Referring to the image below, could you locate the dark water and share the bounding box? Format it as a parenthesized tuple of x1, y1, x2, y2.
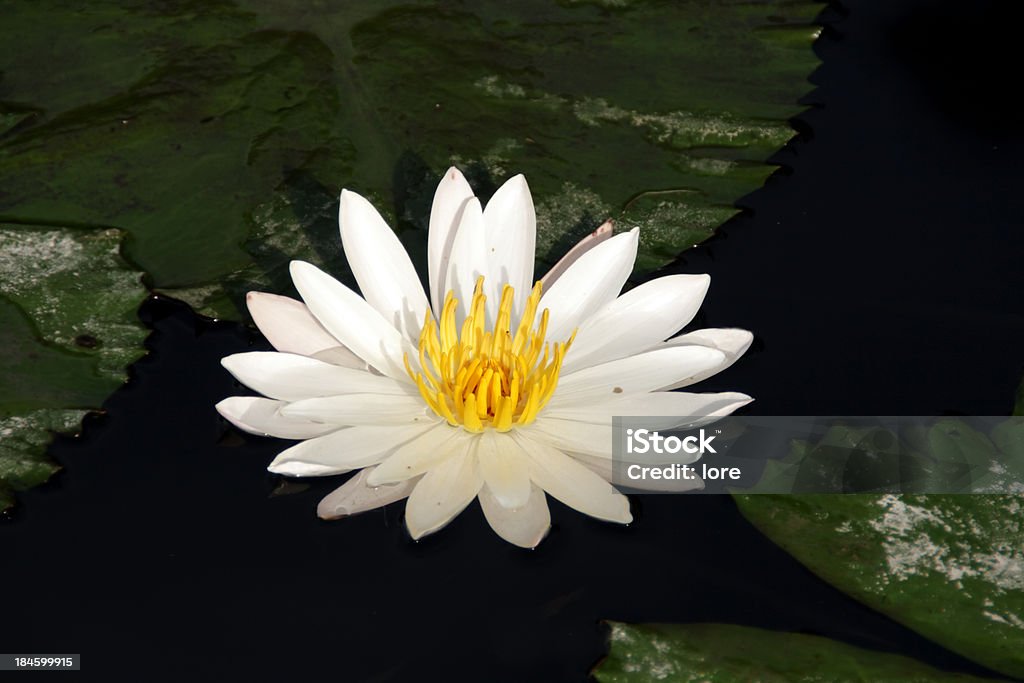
(4, 1, 1024, 681)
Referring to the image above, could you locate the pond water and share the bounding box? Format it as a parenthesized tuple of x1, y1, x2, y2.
(3, 1, 1024, 681)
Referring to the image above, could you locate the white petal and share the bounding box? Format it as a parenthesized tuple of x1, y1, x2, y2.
(553, 346, 725, 403)
(523, 418, 613, 459)
(563, 274, 711, 372)
(477, 431, 531, 509)
(317, 467, 417, 520)
(221, 352, 413, 402)
(540, 220, 613, 291)
(539, 228, 638, 342)
(428, 167, 476, 313)
(513, 433, 631, 523)
(215, 396, 340, 439)
(246, 292, 345, 357)
(543, 391, 753, 426)
(289, 261, 417, 380)
(281, 393, 436, 426)
(443, 198, 488, 326)
(268, 423, 434, 477)
(310, 346, 367, 370)
(404, 447, 483, 539)
(656, 328, 754, 389)
(482, 174, 536, 319)
(479, 483, 550, 548)
(339, 189, 430, 342)
(366, 423, 468, 485)
(571, 452, 705, 493)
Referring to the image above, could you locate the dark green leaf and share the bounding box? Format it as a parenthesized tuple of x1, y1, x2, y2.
(0, 226, 146, 510)
(734, 493, 1024, 678)
(595, 622, 1000, 683)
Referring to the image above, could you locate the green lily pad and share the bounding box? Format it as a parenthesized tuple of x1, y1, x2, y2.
(1, 0, 821, 313)
(594, 622, 1000, 683)
(0, 0, 819, 507)
(0, 226, 146, 511)
(735, 414, 1024, 677)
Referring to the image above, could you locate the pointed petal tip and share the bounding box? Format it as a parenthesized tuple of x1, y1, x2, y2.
(317, 502, 349, 520)
(268, 458, 340, 477)
(406, 520, 429, 541)
(443, 165, 466, 181)
(510, 525, 550, 549)
(213, 398, 233, 418)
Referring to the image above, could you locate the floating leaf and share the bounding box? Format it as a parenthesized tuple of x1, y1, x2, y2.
(0, 227, 146, 511)
(594, 622, 997, 683)
(735, 490, 1024, 677)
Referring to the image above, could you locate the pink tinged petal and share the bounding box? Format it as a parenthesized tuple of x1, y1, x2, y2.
(522, 418, 613, 459)
(571, 452, 705, 493)
(215, 396, 340, 440)
(513, 433, 632, 524)
(477, 431, 532, 509)
(317, 467, 417, 520)
(542, 392, 754, 426)
(479, 483, 550, 548)
(289, 261, 417, 380)
(221, 352, 414, 402)
(366, 423, 469, 486)
(280, 393, 436, 426)
(540, 220, 613, 291)
(563, 274, 711, 373)
(656, 328, 754, 389)
(443, 198, 488, 325)
(428, 167, 476, 313)
(404, 447, 483, 540)
(268, 423, 435, 477)
(552, 346, 726, 403)
(482, 174, 536, 319)
(539, 228, 639, 342)
(339, 189, 431, 342)
(246, 292, 343, 357)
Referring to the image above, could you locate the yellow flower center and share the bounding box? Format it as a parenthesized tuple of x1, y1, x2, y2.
(406, 277, 574, 433)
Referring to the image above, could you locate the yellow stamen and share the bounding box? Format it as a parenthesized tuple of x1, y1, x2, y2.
(406, 278, 573, 433)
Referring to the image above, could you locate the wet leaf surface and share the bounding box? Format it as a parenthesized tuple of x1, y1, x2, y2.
(594, 622, 1002, 683)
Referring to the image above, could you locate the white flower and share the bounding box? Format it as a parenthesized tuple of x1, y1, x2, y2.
(216, 168, 752, 547)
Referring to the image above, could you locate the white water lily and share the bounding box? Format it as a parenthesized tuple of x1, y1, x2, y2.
(216, 168, 752, 547)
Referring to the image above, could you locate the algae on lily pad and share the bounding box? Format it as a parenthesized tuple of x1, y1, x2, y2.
(0, 0, 820, 508)
(0, 226, 147, 510)
(594, 622, 998, 683)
